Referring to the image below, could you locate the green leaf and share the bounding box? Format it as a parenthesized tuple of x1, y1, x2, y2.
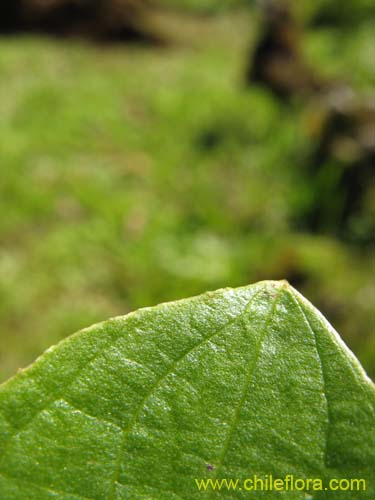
(0, 281, 374, 499)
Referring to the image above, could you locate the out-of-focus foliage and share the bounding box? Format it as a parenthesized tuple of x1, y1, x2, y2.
(0, 2, 374, 382)
(159, 0, 250, 15)
(303, 0, 375, 28)
(0, 0, 164, 43)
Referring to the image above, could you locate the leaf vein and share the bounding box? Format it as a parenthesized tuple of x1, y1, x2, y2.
(58, 399, 124, 433)
(107, 288, 266, 499)
(0, 471, 95, 500)
(290, 290, 330, 466)
(207, 289, 283, 497)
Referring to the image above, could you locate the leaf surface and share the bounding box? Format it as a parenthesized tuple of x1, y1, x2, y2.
(0, 281, 374, 499)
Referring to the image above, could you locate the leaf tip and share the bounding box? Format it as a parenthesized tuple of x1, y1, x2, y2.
(263, 279, 292, 290)
(279, 279, 291, 288)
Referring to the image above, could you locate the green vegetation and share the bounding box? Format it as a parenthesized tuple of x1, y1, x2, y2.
(1, 281, 374, 499)
(0, 5, 374, 382)
(159, 0, 248, 15)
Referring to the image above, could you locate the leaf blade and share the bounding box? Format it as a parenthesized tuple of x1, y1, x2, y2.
(0, 281, 374, 499)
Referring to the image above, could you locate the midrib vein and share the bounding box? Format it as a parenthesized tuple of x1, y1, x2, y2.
(207, 289, 283, 498)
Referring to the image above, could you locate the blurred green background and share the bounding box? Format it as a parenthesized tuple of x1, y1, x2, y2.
(0, 0, 374, 382)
